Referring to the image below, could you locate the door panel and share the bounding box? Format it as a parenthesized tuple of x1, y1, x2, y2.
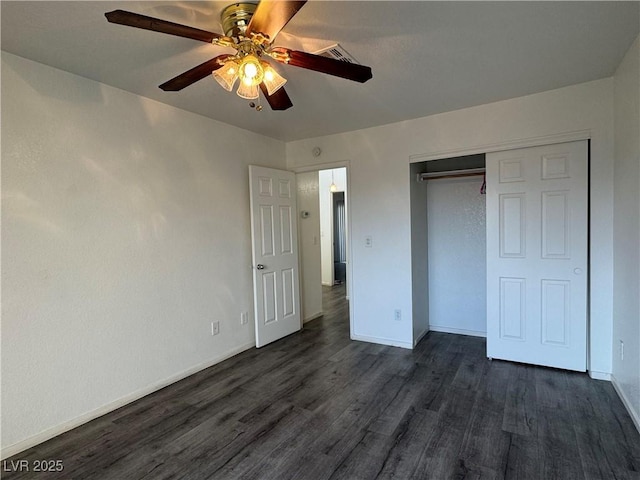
(262, 271, 277, 324)
(500, 277, 526, 341)
(260, 205, 275, 256)
(249, 166, 301, 347)
(487, 141, 587, 371)
(500, 193, 526, 257)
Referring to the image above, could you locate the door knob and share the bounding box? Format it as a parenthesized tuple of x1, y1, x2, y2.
(574, 268, 583, 275)
(256, 264, 265, 270)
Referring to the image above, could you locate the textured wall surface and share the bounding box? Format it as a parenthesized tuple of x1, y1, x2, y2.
(296, 172, 322, 321)
(287, 77, 615, 359)
(427, 177, 487, 335)
(410, 164, 429, 344)
(1, 52, 286, 455)
(613, 35, 640, 428)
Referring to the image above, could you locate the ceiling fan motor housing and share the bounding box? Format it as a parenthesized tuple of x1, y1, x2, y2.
(221, 2, 258, 38)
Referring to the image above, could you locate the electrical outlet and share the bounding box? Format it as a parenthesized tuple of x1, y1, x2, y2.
(211, 321, 220, 336)
(394, 309, 401, 322)
(620, 340, 624, 360)
(241, 312, 249, 325)
(365, 236, 373, 248)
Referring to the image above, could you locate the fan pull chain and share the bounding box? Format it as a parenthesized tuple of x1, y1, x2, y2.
(245, 86, 263, 111)
(249, 94, 263, 111)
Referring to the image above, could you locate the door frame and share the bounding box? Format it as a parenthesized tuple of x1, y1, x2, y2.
(291, 160, 354, 339)
(408, 129, 595, 372)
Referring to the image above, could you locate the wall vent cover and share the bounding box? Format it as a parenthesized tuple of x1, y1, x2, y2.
(314, 44, 360, 64)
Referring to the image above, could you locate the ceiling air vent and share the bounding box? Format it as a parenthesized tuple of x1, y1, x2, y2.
(314, 44, 360, 64)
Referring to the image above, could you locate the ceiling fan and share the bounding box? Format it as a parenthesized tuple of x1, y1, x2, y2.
(105, 1, 373, 111)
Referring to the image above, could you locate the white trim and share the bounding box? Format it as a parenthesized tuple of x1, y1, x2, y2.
(413, 327, 429, 347)
(0, 341, 255, 460)
(290, 160, 350, 174)
(428, 325, 487, 338)
(611, 375, 640, 434)
(588, 370, 611, 381)
(303, 311, 323, 323)
(351, 333, 413, 350)
(409, 129, 592, 163)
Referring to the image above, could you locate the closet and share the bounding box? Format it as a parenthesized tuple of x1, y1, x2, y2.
(414, 154, 488, 337)
(411, 141, 589, 371)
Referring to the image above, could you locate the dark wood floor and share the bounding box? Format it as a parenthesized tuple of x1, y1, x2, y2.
(5, 284, 640, 479)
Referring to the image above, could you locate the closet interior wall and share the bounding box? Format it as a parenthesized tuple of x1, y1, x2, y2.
(412, 154, 487, 339)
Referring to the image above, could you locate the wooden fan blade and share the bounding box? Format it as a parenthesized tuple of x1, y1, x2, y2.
(105, 10, 221, 43)
(278, 49, 372, 83)
(259, 84, 293, 111)
(159, 55, 231, 91)
(245, 0, 307, 42)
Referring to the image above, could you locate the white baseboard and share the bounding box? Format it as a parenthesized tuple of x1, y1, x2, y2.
(303, 311, 323, 323)
(351, 333, 412, 350)
(1, 341, 255, 460)
(428, 325, 487, 338)
(588, 370, 611, 381)
(413, 328, 429, 347)
(611, 374, 640, 434)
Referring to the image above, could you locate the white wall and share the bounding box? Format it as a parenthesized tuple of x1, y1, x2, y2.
(1, 53, 286, 456)
(318, 168, 347, 286)
(612, 35, 640, 430)
(296, 171, 323, 321)
(426, 177, 486, 337)
(287, 78, 615, 361)
(410, 164, 429, 345)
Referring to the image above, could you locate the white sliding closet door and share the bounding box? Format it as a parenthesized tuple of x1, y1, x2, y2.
(486, 141, 588, 371)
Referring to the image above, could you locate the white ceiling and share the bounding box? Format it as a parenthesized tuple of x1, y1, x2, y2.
(2, 1, 638, 141)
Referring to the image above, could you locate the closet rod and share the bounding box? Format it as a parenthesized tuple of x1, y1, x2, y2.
(417, 167, 485, 182)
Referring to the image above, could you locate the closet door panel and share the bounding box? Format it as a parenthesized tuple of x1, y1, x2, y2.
(486, 140, 587, 371)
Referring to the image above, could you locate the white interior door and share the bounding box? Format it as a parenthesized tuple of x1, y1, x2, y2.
(486, 141, 588, 371)
(249, 165, 301, 348)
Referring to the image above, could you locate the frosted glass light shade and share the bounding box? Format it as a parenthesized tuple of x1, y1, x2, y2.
(236, 81, 259, 99)
(330, 182, 338, 192)
(262, 64, 287, 95)
(213, 61, 238, 91)
(238, 55, 264, 87)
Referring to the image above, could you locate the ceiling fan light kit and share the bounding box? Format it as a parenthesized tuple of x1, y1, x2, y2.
(105, 0, 372, 111)
(237, 80, 260, 100)
(212, 61, 238, 91)
(261, 63, 287, 96)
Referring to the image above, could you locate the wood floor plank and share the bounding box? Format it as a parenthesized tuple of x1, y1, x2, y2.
(411, 385, 479, 478)
(535, 368, 586, 479)
(457, 360, 512, 474)
(373, 408, 440, 480)
(451, 353, 490, 390)
(503, 432, 540, 480)
(4, 284, 640, 480)
(276, 375, 408, 480)
(502, 363, 538, 436)
(566, 372, 640, 479)
(327, 431, 397, 480)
